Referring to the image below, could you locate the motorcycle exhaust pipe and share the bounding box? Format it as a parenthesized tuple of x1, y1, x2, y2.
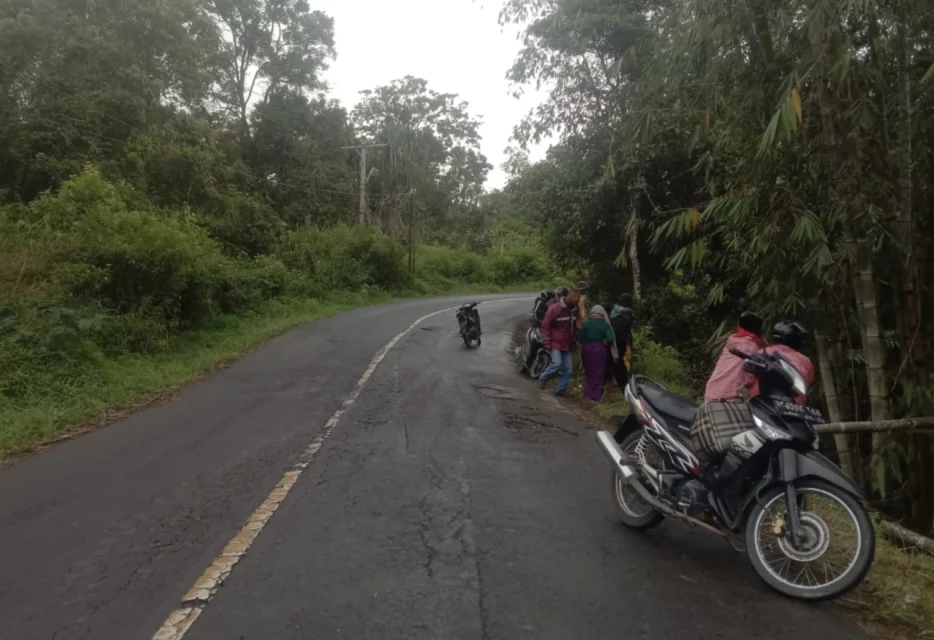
(597, 430, 635, 479)
(596, 431, 727, 537)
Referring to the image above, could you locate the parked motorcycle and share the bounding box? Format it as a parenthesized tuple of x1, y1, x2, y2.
(516, 289, 558, 377)
(516, 326, 550, 378)
(597, 348, 875, 601)
(456, 302, 482, 348)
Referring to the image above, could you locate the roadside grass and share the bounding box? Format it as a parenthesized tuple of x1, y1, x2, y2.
(853, 532, 934, 637)
(0, 283, 540, 462)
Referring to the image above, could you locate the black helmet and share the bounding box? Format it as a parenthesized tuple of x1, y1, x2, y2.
(555, 285, 570, 298)
(618, 293, 634, 308)
(738, 311, 763, 336)
(772, 321, 806, 350)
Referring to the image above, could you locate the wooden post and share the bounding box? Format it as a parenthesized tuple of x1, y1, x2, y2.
(341, 144, 388, 226)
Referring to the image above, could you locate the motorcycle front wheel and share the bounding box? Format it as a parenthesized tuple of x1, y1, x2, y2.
(745, 478, 875, 601)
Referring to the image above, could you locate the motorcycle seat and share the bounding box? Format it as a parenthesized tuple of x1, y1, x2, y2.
(640, 386, 697, 425)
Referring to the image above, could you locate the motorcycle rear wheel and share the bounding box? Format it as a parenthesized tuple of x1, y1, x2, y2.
(745, 478, 875, 601)
(611, 430, 664, 530)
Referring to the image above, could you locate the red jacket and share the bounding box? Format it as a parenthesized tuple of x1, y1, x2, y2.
(541, 299, 577, 351)
(704, 329, 765, 402)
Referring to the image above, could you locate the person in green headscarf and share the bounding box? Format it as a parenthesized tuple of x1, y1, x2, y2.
(579, 305, 619, 401)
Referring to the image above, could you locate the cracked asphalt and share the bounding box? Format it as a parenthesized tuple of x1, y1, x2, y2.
(0, 296, 868, 639)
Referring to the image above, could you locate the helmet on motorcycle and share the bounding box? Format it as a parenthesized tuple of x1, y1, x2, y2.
(555, 285, 570, 298)
(772, 321, 806, 351)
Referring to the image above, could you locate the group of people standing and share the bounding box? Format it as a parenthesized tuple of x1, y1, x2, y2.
(537, 283, 636, 401)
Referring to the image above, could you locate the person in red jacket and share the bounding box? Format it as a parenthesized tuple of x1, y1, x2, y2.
(704, 311, 766, 402)
(538, 289, 581, 396)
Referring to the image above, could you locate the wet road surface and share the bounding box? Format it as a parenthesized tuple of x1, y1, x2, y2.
(0, 296, 867, 639)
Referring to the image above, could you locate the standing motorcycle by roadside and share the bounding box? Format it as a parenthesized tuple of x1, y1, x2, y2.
(597, 348, 875, 601)
(516, 287, 566, 377)
(456, 302, 482, 348)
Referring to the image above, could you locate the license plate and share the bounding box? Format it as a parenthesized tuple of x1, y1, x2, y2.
(774, 400, 824, 423)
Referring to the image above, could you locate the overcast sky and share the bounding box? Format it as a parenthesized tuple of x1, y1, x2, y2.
(314, 0, 551, 189)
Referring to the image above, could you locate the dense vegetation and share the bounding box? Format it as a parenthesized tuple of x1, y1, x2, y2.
(500, 0, 934, 535)
(0, 0, 554, 456)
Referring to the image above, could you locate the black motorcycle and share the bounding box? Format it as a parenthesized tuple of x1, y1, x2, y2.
(456, 302, 481, 348)
(516, 289, 556, 377)
(597, 348, 875, 601)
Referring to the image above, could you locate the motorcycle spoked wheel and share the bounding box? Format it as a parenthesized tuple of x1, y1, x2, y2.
(745, 478, 875, 601)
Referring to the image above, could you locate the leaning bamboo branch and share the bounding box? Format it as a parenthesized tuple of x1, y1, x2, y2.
(816, 417, 934, 434)
(879, 520, 934, 556)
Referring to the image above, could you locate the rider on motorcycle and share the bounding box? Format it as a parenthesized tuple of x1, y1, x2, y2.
(703, 311, 765, 403)
(693, 311, 765, 461)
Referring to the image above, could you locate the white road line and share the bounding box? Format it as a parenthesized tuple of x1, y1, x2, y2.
(152, 297, 529, 640)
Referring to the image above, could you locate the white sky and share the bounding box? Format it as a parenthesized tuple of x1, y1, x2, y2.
(314, 0, 552, 189)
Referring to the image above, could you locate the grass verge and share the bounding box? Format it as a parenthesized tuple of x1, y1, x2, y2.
(0, 284, 538, 462)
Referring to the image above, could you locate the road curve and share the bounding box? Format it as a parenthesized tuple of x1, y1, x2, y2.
(0, 296, 867, 639)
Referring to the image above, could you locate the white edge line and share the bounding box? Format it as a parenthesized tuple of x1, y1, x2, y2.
(151, 297, 531, 640)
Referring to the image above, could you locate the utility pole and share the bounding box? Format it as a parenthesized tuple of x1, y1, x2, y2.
(341, 143, 387, 225)
(407, 188, 417, 275)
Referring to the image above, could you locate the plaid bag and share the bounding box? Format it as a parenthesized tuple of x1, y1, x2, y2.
(691, 401, 753, 461)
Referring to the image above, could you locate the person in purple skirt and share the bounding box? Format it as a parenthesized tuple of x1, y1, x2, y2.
(578, 305, 619, 401)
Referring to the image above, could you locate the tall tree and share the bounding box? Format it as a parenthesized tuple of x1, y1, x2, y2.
(351, 76, 491, 235)
(206, 0, 335, 136)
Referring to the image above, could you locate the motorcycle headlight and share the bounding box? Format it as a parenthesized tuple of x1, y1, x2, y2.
(753, 414, 792, 441)
(779, 359, 808, 396)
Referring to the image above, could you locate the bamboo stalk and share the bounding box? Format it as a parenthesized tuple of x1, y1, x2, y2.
(816, 417, 934, 435)
(879, 520, 934, 556)
(815, 330, 854, 475)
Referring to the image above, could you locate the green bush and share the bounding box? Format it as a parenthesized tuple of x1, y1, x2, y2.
(485, 246, 551, 286)
(277, 225, 407, 291)
(416, 245, 486, 282)
(631, 325, 696, 399)
(66, 205, 231, 329)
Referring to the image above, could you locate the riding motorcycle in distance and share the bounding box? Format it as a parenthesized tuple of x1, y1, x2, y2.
(597, 348, 875, 601)
(456, 302, 482, 348)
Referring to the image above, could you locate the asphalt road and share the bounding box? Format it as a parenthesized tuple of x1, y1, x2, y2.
(0, 296, 868, 640)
